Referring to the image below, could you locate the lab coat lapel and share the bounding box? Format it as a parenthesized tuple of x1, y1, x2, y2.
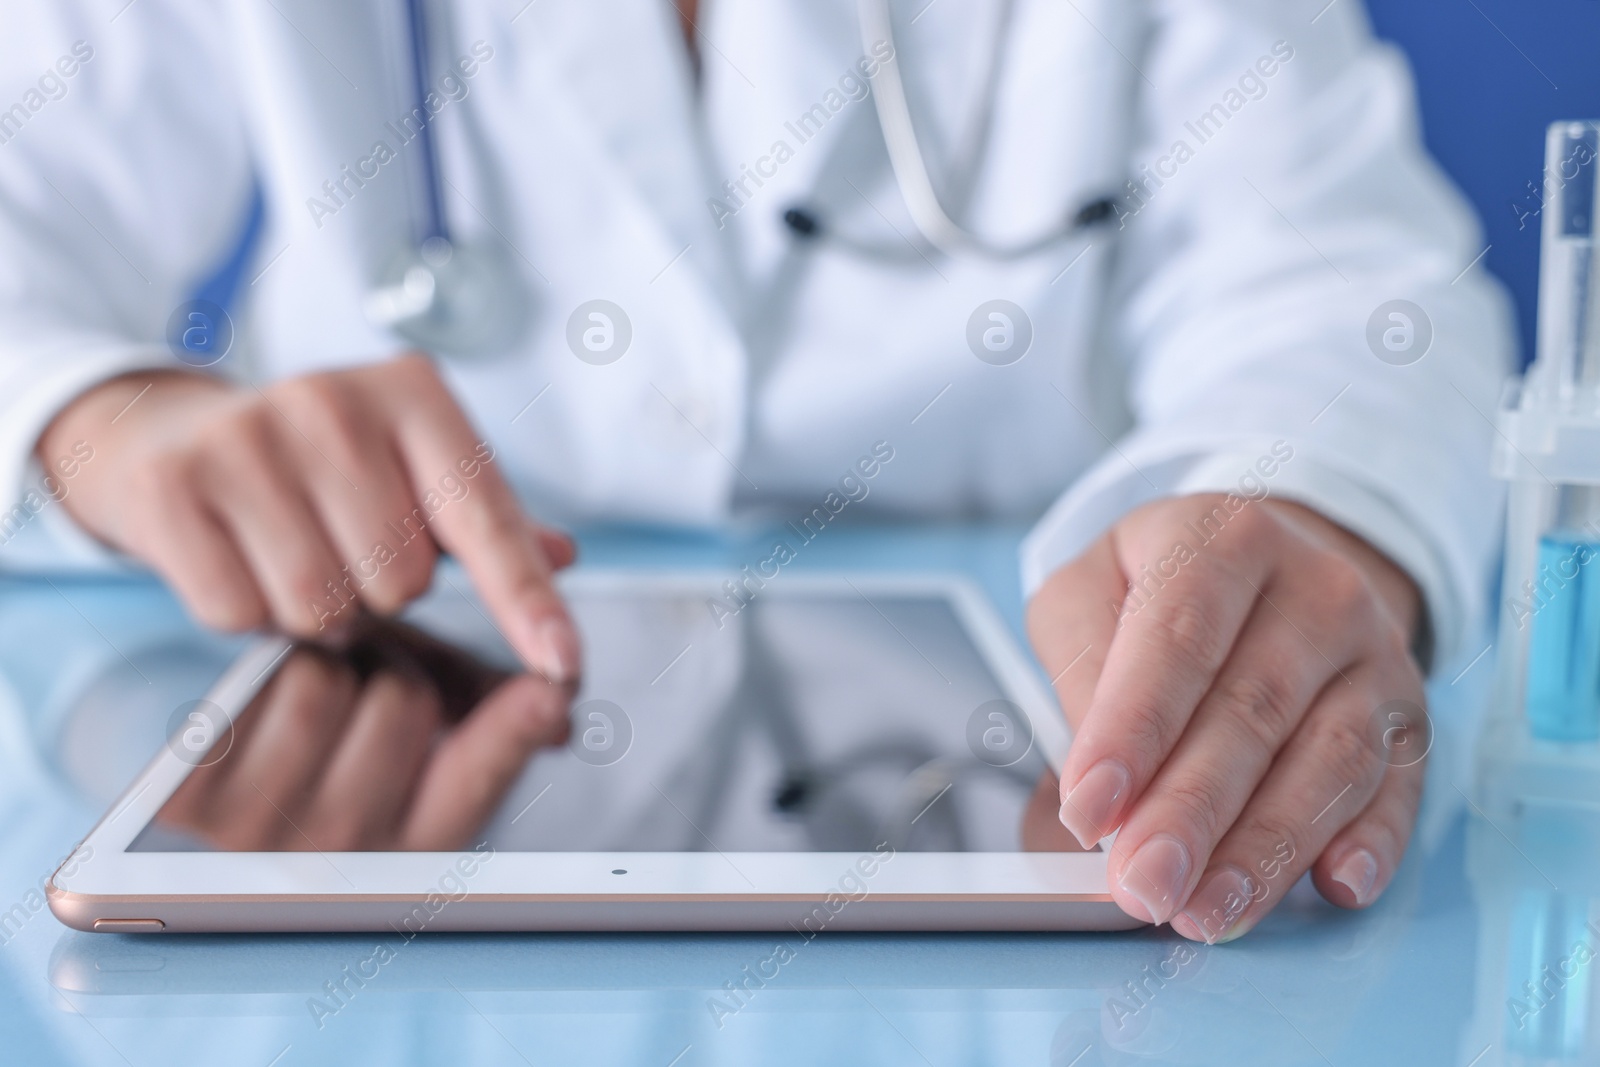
(518, 0, 736, 301)
(700, 0, 871, 209)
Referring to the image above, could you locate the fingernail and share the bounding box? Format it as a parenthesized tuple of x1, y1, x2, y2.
(531, 617, 581, 683)
(1330, 848, 1379, 906)
(1174, 865, 1259, 944)
(1058, 760, 1130, 848)
(1116, 834, 1191, 924)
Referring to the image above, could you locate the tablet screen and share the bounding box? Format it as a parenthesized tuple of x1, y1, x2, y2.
(127, 584, 1068, 855)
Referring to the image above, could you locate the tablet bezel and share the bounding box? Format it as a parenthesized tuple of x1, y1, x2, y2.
(48, 569, 1137, 932)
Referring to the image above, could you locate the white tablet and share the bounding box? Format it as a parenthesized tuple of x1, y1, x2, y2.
(48, 570, 1138, 933)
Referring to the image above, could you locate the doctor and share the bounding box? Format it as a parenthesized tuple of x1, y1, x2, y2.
(3, 0, 1511, 941)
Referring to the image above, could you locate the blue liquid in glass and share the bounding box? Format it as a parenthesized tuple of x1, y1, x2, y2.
(1504, 889, 1595, 1058)
(1526, 532, 1600, 742)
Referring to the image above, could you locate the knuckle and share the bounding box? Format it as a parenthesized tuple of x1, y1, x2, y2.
(1156, 774, 1223, 845)
(132, 449, 198, 506)
(457, 495, 505, 537)
(1225, 500, 1278, 549)
(1108, 696, 1183, 766)
(199, 413, 276, 484)
(224, 402, 277, 450)
(1212, 671, 1300, 752)
(1145, 596, 1226, 675)
(1308, 709, 1381, 788)
(279, 376, 360, 442)
(1316, 554, 1375, 617)
(123, 457, 200, 546)
(1241, 813, 1305, 867)
(461, 499, 535, 569)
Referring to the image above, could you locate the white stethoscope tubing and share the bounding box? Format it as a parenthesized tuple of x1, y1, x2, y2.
(854, 0, 1100, 260)
(369, 0, 1112, 356)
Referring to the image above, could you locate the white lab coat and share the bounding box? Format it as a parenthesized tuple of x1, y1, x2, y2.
(0, 0, 1513, 665)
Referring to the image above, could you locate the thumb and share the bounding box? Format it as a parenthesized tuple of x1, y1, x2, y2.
(1025, 532, 1127, 737)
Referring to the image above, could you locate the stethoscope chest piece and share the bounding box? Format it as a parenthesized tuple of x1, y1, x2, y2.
(363, 0, 528, 361)
(364, 235, 528, 360)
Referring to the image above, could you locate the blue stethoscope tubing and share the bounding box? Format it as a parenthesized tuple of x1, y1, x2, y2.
(362, 0, 525, 359)
(402, 0, 447, 246)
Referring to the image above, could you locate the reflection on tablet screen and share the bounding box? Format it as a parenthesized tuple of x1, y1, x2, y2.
(129, 589, 1081, 855)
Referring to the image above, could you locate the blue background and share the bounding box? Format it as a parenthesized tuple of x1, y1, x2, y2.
(1367, 0, 1600, 366)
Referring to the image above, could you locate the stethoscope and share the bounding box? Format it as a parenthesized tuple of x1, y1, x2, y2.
(651, 599, 1044, 854)
(366, 0, 1118, 359)
(361, 0, 524, 359)
(783, 0, 1118, 260)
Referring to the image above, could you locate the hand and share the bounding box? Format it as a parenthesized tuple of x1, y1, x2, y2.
(35, 356, 580, 681)
(159, 641, 572, 851)
(1018, 771, 1094, 854)
(1026, 493, 1426, 942)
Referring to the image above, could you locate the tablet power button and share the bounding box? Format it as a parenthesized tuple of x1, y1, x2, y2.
(92, 918, 165, 932)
